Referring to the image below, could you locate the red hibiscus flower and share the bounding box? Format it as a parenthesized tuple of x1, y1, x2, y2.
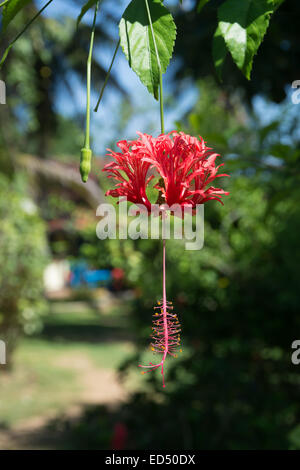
(103, 131, 229, 211)
(103, 131, 229, 388)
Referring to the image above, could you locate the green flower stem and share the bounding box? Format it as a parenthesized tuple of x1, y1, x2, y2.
(0, 0, 10, 8)
(145, 0, 167, 380)
(84, 1, 99, 149)
(158, 68, 164, 134)
(144, 0, 164, 134)
(94, 38, 120, 113)
(80, 1, 99, 183)
(0, 0, 54, 69)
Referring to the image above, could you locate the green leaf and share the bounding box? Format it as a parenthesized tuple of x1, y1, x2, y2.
(212, 25, 227, 81)
(197, 0, 211, 13)
(1, 0, 32, 34)
(77, 0, 99, 27)
(217, 0, 275, 80)
(119, 0, 176, 100)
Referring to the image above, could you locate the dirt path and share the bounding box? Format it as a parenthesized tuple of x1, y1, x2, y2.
(57, 352, 128, 404)
(0, 352, 128, 450)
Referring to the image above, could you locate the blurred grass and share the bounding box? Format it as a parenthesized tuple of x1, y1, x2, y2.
(0, 339, 79, 426)
(0, 300, 191, 429)
(0, 302, 136, 427)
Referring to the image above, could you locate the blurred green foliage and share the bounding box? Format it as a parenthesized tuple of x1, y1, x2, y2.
(0, 174, 49, 360)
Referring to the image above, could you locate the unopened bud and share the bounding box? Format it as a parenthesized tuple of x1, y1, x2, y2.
(80, 147, 92, 183)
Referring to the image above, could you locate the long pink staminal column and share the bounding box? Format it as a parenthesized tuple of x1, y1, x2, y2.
(161, 238, 168, 387)
(139, 238, 181, 387)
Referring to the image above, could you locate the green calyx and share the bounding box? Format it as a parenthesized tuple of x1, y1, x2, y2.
(80, 148, 92, 183)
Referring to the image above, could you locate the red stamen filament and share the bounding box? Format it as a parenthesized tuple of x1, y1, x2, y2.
(139, 239, 182, 387)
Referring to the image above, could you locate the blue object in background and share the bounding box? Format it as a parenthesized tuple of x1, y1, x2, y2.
(69, 262, 88, 288)
(70, 261, 111, 288)
(83, 269, 112, 288)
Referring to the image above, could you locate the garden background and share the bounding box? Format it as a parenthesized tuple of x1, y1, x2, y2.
(0, 0, 300, 450)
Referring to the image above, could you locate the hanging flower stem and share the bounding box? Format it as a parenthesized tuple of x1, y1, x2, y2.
(139, 0, 179, 388)
(80, 1, 99, 183)
(94, 39, 120, 113)
(144, 0, 164, 134)
(0, 1, 10, 8)
(161, 238, 168, 385)
(0, 0, 54, 68)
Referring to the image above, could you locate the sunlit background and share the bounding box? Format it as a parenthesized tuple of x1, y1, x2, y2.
(0, 0, 300, 450)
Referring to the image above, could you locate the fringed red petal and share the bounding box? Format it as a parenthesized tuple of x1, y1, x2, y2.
(103, 131, 229, 211)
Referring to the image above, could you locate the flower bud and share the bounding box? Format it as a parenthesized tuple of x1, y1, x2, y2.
(80, 147, 92, 183)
